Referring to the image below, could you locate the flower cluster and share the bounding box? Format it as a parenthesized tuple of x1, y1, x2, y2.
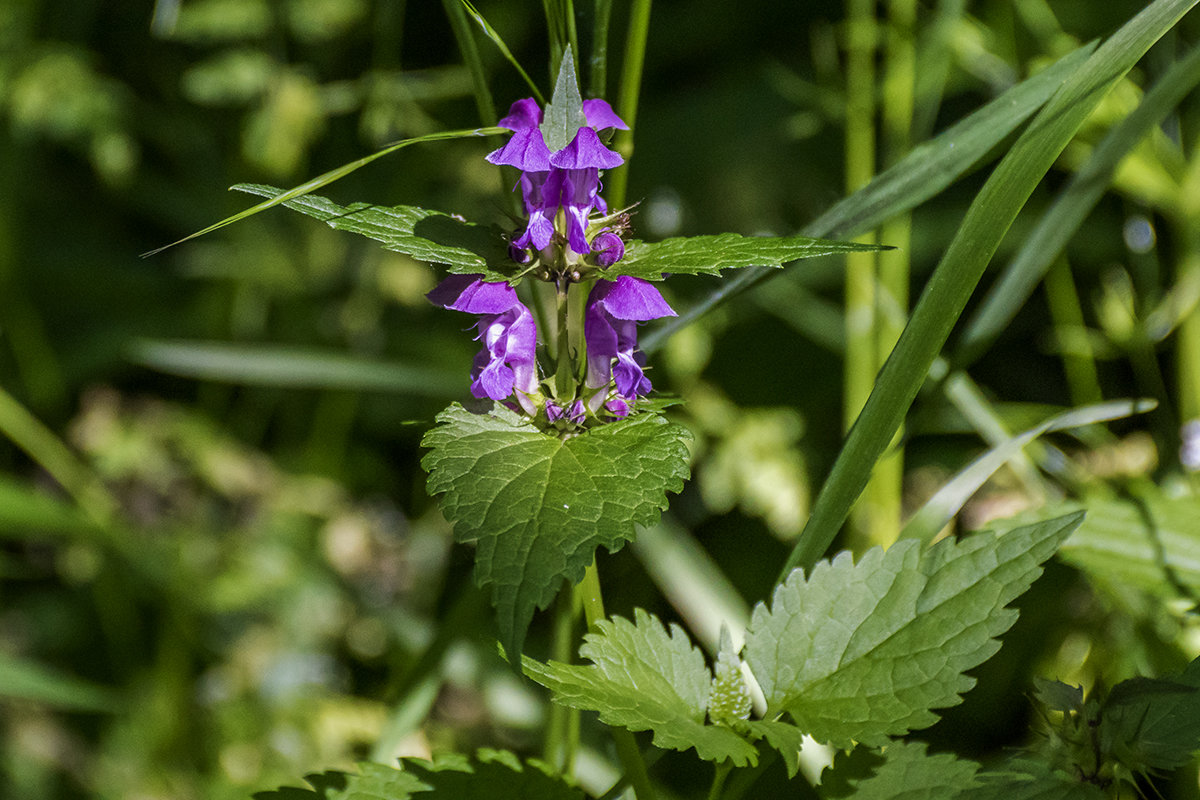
(486, 96, 627, 258)
(427, 90, 674, 428)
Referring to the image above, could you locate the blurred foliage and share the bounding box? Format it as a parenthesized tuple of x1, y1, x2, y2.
(1, 0, 1200, 798)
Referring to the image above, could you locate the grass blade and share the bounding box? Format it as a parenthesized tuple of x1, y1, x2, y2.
(901, 398, 1156, 543)
(955, 39, 1200, 367)
(130, 340, 463, 397)
(142, 127, 504, 257)
(644, 41, 1096, 354)
(779, 0, 1200, 581)
(460, 0, 545, 103)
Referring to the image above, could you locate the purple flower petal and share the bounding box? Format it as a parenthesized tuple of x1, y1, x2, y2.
(497, 98, 542, 130)
(592, 276, 676, 321)
(486, 126, 552, 171)
(582, 98, 629, 131)
(550, 126, 623, 170)
(427, 275, 519, 314)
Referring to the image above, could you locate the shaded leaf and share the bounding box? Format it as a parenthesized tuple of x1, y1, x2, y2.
(824, 741, 979, 800)
(1100, 656, 1200, 773)
(253, 751, 583, 800)
(746, 513, 1081, 747)
(963, 759, 1106, 800)
(422, 404, 690, 659)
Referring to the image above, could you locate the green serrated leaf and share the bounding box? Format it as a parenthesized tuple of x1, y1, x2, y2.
(234, 184, 515, 279)
(745, 513, 1082, 747)
(1099, 656, 1200, 773)
(962, 759, 1106, 800)
(404, 749, 585, 800)
(253, 750, 582, 800)
(523, 609, 758, 765)
(737, 719, 806, 778)
(1033, 677, 1084, 714)
(422, 404, 691, 659)
(540, 44, 585, 152)
(825, 741, 980, 800)
(1055, 492, 1200, 600)
(607, 233, 887, 281)
(252, 762, 428, 800)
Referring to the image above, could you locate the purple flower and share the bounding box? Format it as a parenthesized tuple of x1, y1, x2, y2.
(584, 276, 675, 413)
(427, 274, 539, 414)
(487, 97, 627, 256)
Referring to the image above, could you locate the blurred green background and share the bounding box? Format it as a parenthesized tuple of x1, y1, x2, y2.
(2, 1, 1198, 798)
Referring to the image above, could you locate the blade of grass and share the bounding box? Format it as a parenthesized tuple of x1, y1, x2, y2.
(778, 0, 1200, 581)
(643, 41, 1097, 355)
(954, 38, 1200, 367)
(902, 398, 1156, 543)
(130, 340, 463, 396)
(460, 0, 544, 103)
(142, 127, 504, 257)
(443, 0, 497, 126)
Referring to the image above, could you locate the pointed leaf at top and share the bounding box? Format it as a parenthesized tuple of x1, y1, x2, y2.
(523, 609, 759, 766)
(540, 45, 586, 151)
(606, 233, 888, 281)
(745, 513, 1081, 747)
(422, 404, 691, 659)
(234, 185, 516, 281)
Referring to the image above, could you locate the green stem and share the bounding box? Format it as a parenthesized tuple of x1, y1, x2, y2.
(1044, 257, 1104, 407)
(543, 590, 575, 769)
(606, 0, 652, 209)
(555, 278, 574, 398)
(707, 761, 733, 800)
(843, 0, 878, 546)
(590, 0, 613, 97)
(579, 562, 658, 800)
(864, 0, 917, 547)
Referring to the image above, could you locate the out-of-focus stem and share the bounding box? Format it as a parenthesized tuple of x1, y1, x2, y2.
(590, 0, 614, 97)
(865, 0, 917, 547)
(844, 0, 879, 546)
(1045, 257, 1104, 407)
(606, 0, 652, 209)
(579, 562, 658, 800)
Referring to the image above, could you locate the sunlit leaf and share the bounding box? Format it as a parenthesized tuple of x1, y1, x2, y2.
(747, 513, 1080, 747)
